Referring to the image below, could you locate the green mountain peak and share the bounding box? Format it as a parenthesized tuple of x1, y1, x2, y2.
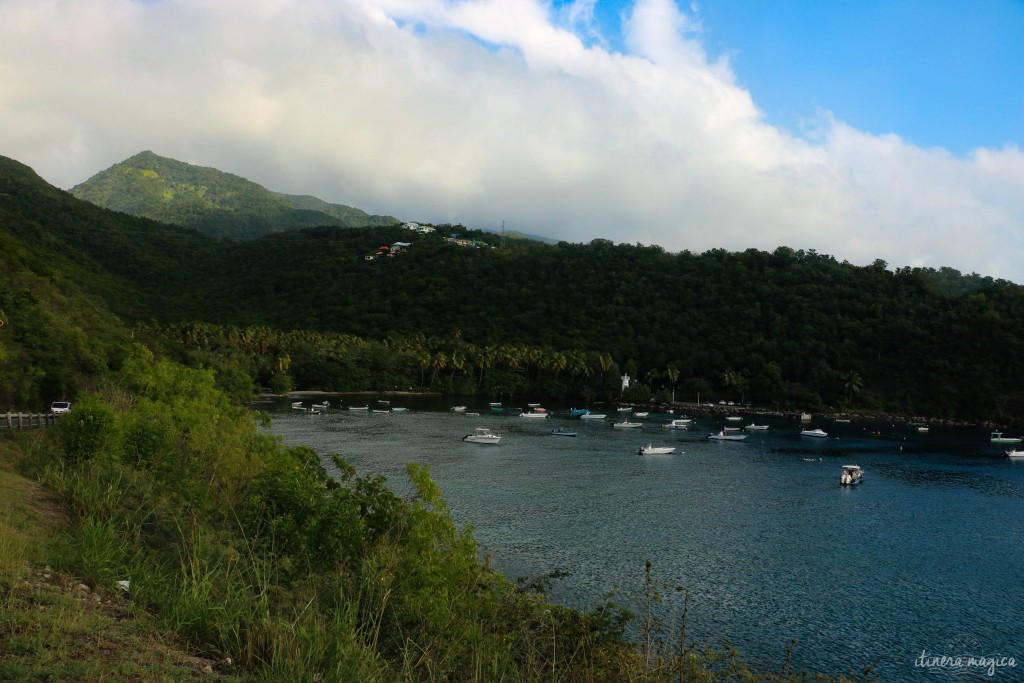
(70, 151, 398, 239)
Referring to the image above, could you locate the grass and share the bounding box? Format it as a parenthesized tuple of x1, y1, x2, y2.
(0, 437, 243, 682)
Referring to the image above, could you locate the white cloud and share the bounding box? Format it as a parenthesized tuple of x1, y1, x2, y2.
(1, 0, 1022, 281)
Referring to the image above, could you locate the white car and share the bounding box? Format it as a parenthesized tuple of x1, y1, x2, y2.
(50, 401, 72, 413)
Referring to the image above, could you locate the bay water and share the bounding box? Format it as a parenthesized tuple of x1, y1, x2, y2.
(266, 398, 1024, 681)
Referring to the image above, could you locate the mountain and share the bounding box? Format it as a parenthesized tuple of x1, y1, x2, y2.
(70, 151, 399, 239)
(6, 152, 1024, 420)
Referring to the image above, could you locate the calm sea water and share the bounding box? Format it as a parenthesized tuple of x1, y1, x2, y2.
(265, 398, 1024, 682)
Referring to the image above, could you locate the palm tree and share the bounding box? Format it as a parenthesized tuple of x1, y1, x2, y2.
(429, 352, 448, 388)
(844, 371, 863, 405)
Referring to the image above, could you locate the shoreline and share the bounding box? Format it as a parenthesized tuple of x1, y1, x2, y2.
(255, 392, 1006, 431)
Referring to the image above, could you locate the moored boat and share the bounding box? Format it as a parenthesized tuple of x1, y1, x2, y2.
(568, 407, 589, 416)
(991, 431, 1022, 443)
(840, 465, 864, 486)
(390, 407, 409, 413)
(745, 424, 769, 430)
(707, 430, 747, 441)
(1006, 449, 1024, 458)
(520, 410, 550, 419)
(579, 413, 607, 420)
(663, 418, 692, 429)
(612, 421, 642, 429)
(463, 427, 501, 444)
(552, 427, 578, 437)
(637, 444, 676, 455)
(800, 428, 828, 438)
(348, 405, 369, 411)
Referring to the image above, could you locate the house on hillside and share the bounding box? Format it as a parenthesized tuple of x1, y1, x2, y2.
(404, 222, 435, 234)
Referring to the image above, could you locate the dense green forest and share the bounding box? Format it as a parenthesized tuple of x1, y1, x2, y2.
(1, 154, 881, 681)
(6, 152, 1024, 421)
(69, 151, 398, 240)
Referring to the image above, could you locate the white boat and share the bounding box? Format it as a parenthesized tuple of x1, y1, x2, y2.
(520, 410, 550, 419)
(916, 426, 929, 433)
(800, 428, 828, 438)
(840, 465, 864, 486)
(663, 418, 692, 429)
(451, 406, 467, 412)
(637, 444, 676, 455)
(348, 406, 369, 411)
(290, 401, 305, 410)
(991, 431, 1022, 443)
(1006, 449, 1024, 458)
(579, 413, 607, 420)
(311, 401, 330, 410)
(617, 407, 633, 412)
(552, 427, 578, 437)
(372, 409, 390, 413)
(707, 430, 747, 441)
(634, 412, 650, 418)
(745, 424, 769, 430)
(612, 421, 643, 429)
(377, 399, 390, 405)
(390, 407, 409, 413)
(724, 426, 743, 432)
(464, 412, 480, 417)
(463, 427, 501, 444)
(725, 416, 743, 422)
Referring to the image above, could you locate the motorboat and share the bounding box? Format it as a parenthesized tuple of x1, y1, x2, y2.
(991, 432, 1022, 443)
(568, 407, 589, 416)
(463, 427, 501, 444)
(451, 406, 467, 412)
(552, 427, 578, 437)
(725, 416, 743, 422)
(348, 405, 369, 411)
(840, 465, 864, 486)
(311, 401, 330, 410)
(372, 409, 390, 413)
(490, 404, 504, 413)
(724, 426, 743, 432)
(390, 407, 409, 413)
(634, 412, 650, 418)
(290, 401, 305, 410)
(612, 421, 643, 429)
(916, 426, 929, 433)
(579, 413, 607, 419)
(1006, 449, 1024, 458)
(664, 418, 692, 429)
(520, 410, 550, 419)
(637, 444, 676, 455)
(617, 406, 633, 412)
(707, 430, 747, 441)
(745, 424, 769, 430)
(800, 428, 828, 438)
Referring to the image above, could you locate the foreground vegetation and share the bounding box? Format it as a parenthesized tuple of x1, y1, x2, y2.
(1, 349, 876, 681)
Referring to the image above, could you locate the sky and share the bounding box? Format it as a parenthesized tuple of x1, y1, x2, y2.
(2, 0, 1023, 281)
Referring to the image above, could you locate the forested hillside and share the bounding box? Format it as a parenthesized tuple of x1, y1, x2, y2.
(70, 151, 399, 239)
(6, 154, 1024, 421)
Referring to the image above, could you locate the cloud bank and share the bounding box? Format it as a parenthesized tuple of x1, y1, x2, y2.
(1, 0, 1022, 281)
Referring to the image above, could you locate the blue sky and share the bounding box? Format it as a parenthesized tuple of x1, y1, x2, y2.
(578, 0, 1024, 154)
(1, 0, 1023, 281)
